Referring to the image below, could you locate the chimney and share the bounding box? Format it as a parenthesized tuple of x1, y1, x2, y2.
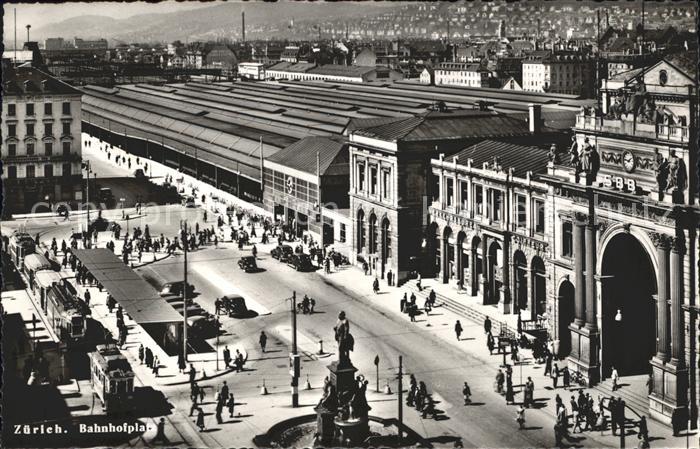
(528, 103, 542, 134)
(242, 11, 246, 42)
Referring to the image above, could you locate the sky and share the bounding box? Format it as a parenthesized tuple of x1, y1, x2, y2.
(4, 1, 216, 30)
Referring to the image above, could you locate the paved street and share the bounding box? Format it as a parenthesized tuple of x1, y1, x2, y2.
(1, 134, 688, 448)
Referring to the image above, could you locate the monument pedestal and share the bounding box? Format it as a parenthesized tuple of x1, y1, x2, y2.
(567, 324, 599, 386)
(314, 408, 336, 445)
(650, 357, 688, 430)
(328, 360, 358, 399)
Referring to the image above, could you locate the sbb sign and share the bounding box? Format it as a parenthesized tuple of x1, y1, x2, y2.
(600, 174, 637, 193)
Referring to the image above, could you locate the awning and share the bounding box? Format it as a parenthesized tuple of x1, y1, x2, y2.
(71, 249, 183, 325)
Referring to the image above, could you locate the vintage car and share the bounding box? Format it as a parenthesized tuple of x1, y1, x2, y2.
(159, 281, 195, 297)
(238, 256, 258, 272)
(221, 294, 249, 318)
(187, 315, 220, 339)
(288, 254, 315, 272)
(270, 244, 294, 262)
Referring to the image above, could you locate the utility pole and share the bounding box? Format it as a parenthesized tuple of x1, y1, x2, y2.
(290, 291, 299, 407)
(374, 355, 380, 392)
(317, 151, 323, 247)
(84, 159, 91, 231)
(398, 355, 403, 443)
(182, 220, 189, 363)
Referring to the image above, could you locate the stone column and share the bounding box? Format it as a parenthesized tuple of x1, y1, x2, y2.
(500, 236, 511, 314)
(573, 214, 586, 327)
(481, 235, 489, 304)
(584, 221, 597, 330)
(455, 239, 463, 287)
(471, 246, 478, 296)
(439, 236, 448, 283)
(670, 235, 685, 367)
(651, 232, 671, 362)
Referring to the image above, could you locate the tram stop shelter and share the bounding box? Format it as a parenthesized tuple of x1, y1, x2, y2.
(71, 248, 183, 354)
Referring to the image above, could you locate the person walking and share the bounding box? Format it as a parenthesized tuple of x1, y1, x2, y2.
(544, 351, 552, 377)
(552, 363, 559, 389)
(562, 367, 570, 389)
(516, 405, 525, 429)
(178, 351, 186, 374)
(227, 393, 235, 418)
(454, 320, 463, 341)
(387, 269, 393, 287)
(638, 415, 649, 441)
(611, 366, 620, 391)
(196, 407, 205, 432)
(462, 381, 471, 405)
(416, 273, 422, 291)
(495, 369, 505, 394)
(223, 346, 231, 368)
(484, 316, 492, 335)
(487, 332, 495, 354)
(373, 277, 380, 294)
(215, 400, 224, 424)
(138, 344, 145, 365)
(151, 417, 170, 444)
(189, 364, 197, 384)
(220, 381, 229, 404)
(259, 331, 267, 353)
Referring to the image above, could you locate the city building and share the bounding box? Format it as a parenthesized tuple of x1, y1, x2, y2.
(434, 62, 490, 87)
(419, 67, 434, 85)
(44, 38, 68, 51)
(263, 136, 350, 250)
(205, 45, 238, 76)
(547, 58, 698, 427)
(347, 104, 566, 284)
(1, 62, 83, 217)
(266, 62, 403, 83)
(522, 51, 595, 96)
(73, 37, 108, 50)
(280, 46, 300, 63)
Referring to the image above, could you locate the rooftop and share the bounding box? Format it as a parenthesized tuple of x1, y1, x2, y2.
(2, 63, 81, 96)
(267, 135, 348, 177)
(450, 139, 551, 177)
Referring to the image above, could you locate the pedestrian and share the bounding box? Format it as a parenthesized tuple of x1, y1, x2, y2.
(138, 344, 145, 365)
(196, 407, 205, 432)
(416, 272, 422, 291)
(552, 363, 559, 389)
(189, 364, 196, 384)
(524, 377, 534, 408)
(151, 417, 170, 444)
(400, 293, 407, 313)
(220, 381, 229, 402)
(409, 304, 416, 322)
(178, 351, 186, 374)
(544, 351, 552, 377)
(252, 244, 258, 258)
(638, 415, 648, 441)
(495, 369, 505, 394)
(516, 405, 526, 429)
(227, 393, 235, 417)
(387, 269, 393, 286)
(487, 332, 495, 354)
(428, 289, 436, 308)
(562, 367, 570, 389)
(215, 400, 224, 424)
(505, 377, 515, 404)
(259, 331, 267, 353)
(145, 347, 153, 368)
(454, 320, 463, 341)
(363, 261, 369, 275)
(611, 366, 620, 391)
(462, 381, 471, 405)
(235, 349, 244, 372)
(610, 397, 619, 435)
(199, 385, 205, 403)
(484, 316, 492, 335)
(223, 346, 231, 368)
(373, 277, 379, 294)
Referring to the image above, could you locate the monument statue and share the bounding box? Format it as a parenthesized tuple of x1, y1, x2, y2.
(317, 376, 338, 412)
(349, 375, 371, 420)
(653, 149, 669, 191)
(666, 150, 687, 191)
(580, 138, 600, 177)
(569, 137, 581, 174)
(334, 311, 354, 366)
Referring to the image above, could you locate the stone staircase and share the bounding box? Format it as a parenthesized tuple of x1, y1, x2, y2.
(593, 376, 650, 422)
(404, 282, 517, 337)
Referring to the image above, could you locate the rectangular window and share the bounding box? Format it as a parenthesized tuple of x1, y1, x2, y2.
(44, 142, 53, 156)
(357, 162, 366, 192)
(446, 177, 454, 206)
(8, 124, 16, 137)
(370, 165, 378, 195)
(7, 166, 17, 179)
(493, 190, 502, 222)
(44, 164, 53, 177)
(562, 221, 573, 258)
(26, 103, 34, 116)
(474, 185, 483, 216)
(44, 103, 53, 115)
(460, 181, 469, 210)
(26, 165, 35, 178)
(339, 223, 346, 243)
(63, 142, 71, 156)
(62, 163, 72, 177)
(26, 143, 35, 156)
(26, 124, 34, 136)
(62, 122, 71, 136)
(44, 123, 52, 136)
(8, 104, 16, 116)
(534, 199, 545, 234)
(516, 194, 526, 228)
(8, 144, 17, 156)
(62, 102, 71, 115)
(382, 170, 391, 200)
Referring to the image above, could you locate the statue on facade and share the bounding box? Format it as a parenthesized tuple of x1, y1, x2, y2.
(580, 138, 599, 177)
(334, 311, 354, 366)
(569, 137, 581, 173)
(640, 96, 657, 124)
(666, 150, 687, 191)
(547, 144, 560, 164)
(653, 149, 669, 191)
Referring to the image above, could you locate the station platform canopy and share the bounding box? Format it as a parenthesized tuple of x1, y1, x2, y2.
(71, 249, 182, 325)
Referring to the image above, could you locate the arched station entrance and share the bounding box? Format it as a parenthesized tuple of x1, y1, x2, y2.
(601, 233, 657, 377)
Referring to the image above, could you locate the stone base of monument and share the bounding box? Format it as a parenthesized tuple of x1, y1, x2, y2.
(334, 417, 370, 446)
(314, 408, 336, 445)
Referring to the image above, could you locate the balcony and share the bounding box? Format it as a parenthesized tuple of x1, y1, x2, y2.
(575, 114, 689, 143)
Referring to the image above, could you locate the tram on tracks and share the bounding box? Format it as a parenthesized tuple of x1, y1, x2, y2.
(8, 231, 36, 270)
(43, 277, 87, 343)
(89, 344, 135, 413)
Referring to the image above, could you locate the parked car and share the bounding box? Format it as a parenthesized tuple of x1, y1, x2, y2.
(164, 296, 194, 306)
(134, 168, 146, 178)
(182, 196, 196, 208)
(271, 244, 293, 262)
(288, 254, 314, 272)
(159, 281, 195, 297)
(171, 303, 206, 316)
(238, 256, 258, 272)
(187, 315, 220, 339)
(221, 295, 249, 318)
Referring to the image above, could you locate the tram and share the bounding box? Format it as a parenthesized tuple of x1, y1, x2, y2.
(44, 278, 87, 342)
(8, 231, 36, 270)
(88, 344, 135, 413)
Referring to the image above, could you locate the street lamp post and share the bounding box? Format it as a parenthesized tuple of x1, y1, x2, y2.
(216, 316, 220, 371)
